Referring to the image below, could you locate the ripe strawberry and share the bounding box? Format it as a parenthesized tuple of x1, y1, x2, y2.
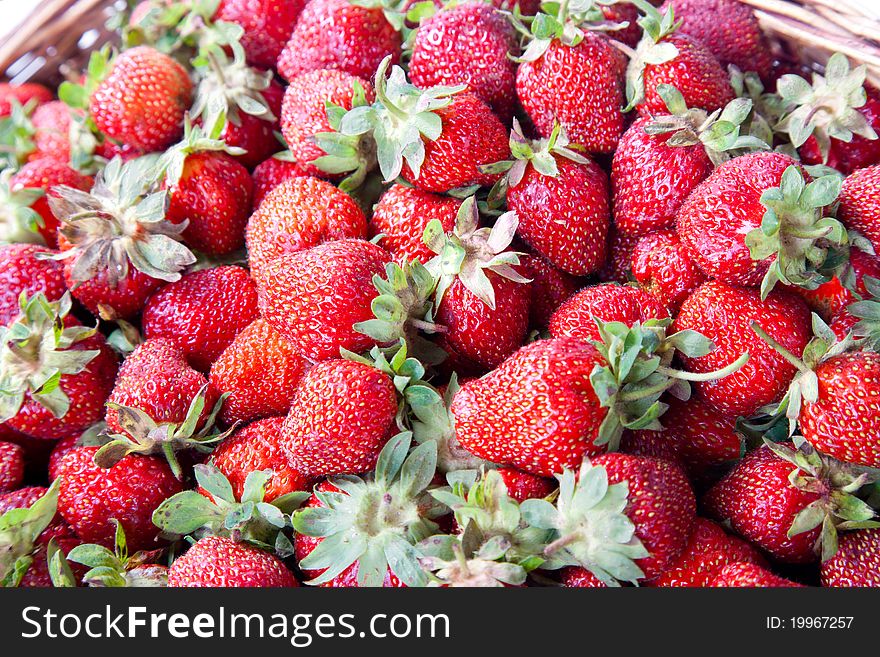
(673, 281, 811, 417)
(276, 0, 402, 82)
(168, 535, 299, 587)
(0, 294, 117, 440)
(603, 2, 641, 48)
(838, 164, 880, 254)
(549, 283, 669, 344)
(705, 441, 877, 563)
(369, 184, 460, 264)
(631, 230, 706, 311)
(48, 434, 81, 480)
(257, 239, 390, 360)
(519, 253, 579, 330)
(561, 567, 608, 588)
(211, 417, 309, 503)
(626, 6, 734, 117)
(409, 3, 518, 122)
(599, 227, 640, 283)
(793, 248, 880, 322)
(252, 156, 311, 208)
(89, 46, 193, 152)
(56, 446, 184, 551)
(51, 157, 196, 319)
(0, 441, 24, 493)
(451, 337, 608, 476)
(496, 467, 555, 503)
(141, 266, 260, 372)
(820, 528, 880, 587)
(214, 0, 307, 69)
(105, 338, 218, 435)
(710, 562, 803, 587)
(7, 158, 93, 248)
(210, 318, 309, 426)
(29, 101, 73, 163)
(246, 176, 367, 280)
(0, 83, 51, 117)
(0, 244, 66, 327)
(662, 0, 772, 81)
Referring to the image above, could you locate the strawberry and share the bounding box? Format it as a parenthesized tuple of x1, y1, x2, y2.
(704, 441, 878, 564)
(710, 562, 803, 587)
(0, 294, 117, 440)
(168, 535, 299, 587)
(549, 283, 669, 344)
(793, 248, 880, 322)
(158, 122, 254, 256)
(369, 184, 460, 264)
(105, 338, 218, 436)
(603, 1, 641, 48)
(89, 46, 193, 152)
(210, 318, 309, 426)
(424, 199, 531, 371)
(50, 156, 196, 319)
(141, 266, 260, 372)
(838, 164, 880, 254)
(631, 229, 706, 311)
(214, 0, 307, 69)
(561, 567, 608, 587)
(211, 417, 309, 503)
(276, 0, 402, 82)
(820, 528, 880, 587)
(489, 121, 610, 276)
(599, 227, 640, 283)
(293, 433, 439, 587)
(0, 83, 52, 117)
(625, 6, 734, 117)
(496, 467, 556, 503)
(257, 239, 390, 360)
(56, 446, 184, 551)
(0, 441, 24, 493)
(0, 244, 66, 327)
(29, 101, 73, 163)
(673, 280, 811, 417)
(252, 155, 311, 208)
(662, 0, 772, 82)
(409, 2, 518, 122)
(245, 176, 367, 281)
(519, 253, 579, 330)
(48, 434, 81, 480)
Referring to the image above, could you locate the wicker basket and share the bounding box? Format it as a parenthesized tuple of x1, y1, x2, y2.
(0, 0, 879, 86)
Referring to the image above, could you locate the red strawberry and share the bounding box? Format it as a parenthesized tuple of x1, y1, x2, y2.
(276, 0, 402, 81)
(0, 441, 24, 493)
(599, 227, 640, 283)
(561, 567, 608, 588)
(246, 176, 367, 280)
(603, 2, 641, 48)
(710, 562, 804, 587)
(29, 101, 73, 163)
(252, 156, 311, 208)
(56, 446, 184, 551)
(631, 229, 706, 312)
(105, 338, 218, 435)
(838, 164, 880, 254)
(519, 253, 579, 329)
(451, 337, 608, 476)
(409, 2, 518, 122)
(549, 283, 669, 345)
(48, 434, 81, 480)
(795, 249, 880, 322)
(673, 281, 811, 417)
(662, 0, 772, 81)
(141, 266, 260, 372)
(517, 34, 626, 153)
(0, 83, 52, 117)
(168, 535, 299, 587)
(89, 46, 193, 152)
(0, 294, 118, 440)
(210, 318, 309, 426)
(821, 528, 880, 587)
(257, 239, 390, 360)
(496, 467, 555, 503)
(214, 0, 307, 69)
(0, 244, 66, 327)
(369, 184, 460, 264)
(211, 417, 309, 502)
(282, 359, 397, 477)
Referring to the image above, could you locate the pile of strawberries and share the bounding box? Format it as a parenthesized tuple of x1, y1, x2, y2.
(1, 0, 880, 589)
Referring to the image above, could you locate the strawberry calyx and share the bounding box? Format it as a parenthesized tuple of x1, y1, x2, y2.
(520, 458, 649, 585)
(744, 165, 847, 300)
(589, 317, 749, 452)
(728, 66, 789, 150)
(0, 169, 45, 245)
(153, 463, 307, 557)
(0, 292, 100, 423)
(155, 114, 246, 188)
(775, 53, 879, 162)
(643, 84, 768, 165)
(623, 3, 681, 112)
(292, 431, 443, 587)
(423, 195, 530, 310)
(764, 440, 880, 562)
(47, 155, 196, 286)
(0, 479, 60, 587)
(845, 275, 880, 351)
(418, 525, 529, 587)
(334, 55, 466, 183)
(95, 385, 233, 479)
